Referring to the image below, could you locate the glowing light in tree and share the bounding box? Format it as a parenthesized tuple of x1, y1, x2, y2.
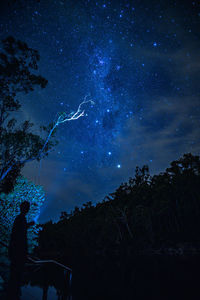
(0, 176, 45, 252)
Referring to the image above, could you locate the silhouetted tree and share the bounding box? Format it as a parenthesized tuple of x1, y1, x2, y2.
(0, 36, 56, 193)
(36, 153, 200, 267)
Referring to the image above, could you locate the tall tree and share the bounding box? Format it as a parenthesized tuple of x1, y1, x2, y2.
(0, 36, 94, 192)
(0, 36, 54, 193)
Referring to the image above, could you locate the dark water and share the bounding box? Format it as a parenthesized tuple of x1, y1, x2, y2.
(9, 255, 200, 300)
(72, 255, 200, 300)
(21, 263, 72, 300)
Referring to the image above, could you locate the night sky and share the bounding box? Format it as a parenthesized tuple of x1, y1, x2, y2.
(1, 0, 200, 222)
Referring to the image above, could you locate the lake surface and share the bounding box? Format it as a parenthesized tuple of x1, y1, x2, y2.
(3, 254, 200, 300)
(22, 285, 57, 300)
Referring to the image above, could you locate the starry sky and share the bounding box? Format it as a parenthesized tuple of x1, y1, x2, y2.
(0, 0, 200, 222)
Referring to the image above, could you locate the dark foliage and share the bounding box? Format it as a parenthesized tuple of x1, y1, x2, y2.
(0, 36, 56, 193)
(36, 153, 200, 269)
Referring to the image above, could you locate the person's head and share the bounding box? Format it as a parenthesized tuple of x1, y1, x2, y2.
(20, 201, 30, 215)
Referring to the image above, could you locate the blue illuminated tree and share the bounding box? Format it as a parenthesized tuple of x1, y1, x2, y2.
(0, 176, 45, 253)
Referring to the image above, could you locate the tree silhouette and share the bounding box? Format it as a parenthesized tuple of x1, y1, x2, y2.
(0, 36, 54, 193)
(35, 153, 200, 265)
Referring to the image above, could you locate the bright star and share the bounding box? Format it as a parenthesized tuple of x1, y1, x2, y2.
(117, 164, 121, 168)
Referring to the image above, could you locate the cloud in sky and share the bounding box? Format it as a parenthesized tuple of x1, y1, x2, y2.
(117, 95, 200, 175)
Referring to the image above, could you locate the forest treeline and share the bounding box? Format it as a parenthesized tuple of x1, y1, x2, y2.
(35, 153, 200, 268)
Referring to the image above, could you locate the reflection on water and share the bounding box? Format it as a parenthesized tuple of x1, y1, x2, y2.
(22, 285, 45, 299)
(22, 285, 57, 300)
(23, 263, 72, 300)
(19, 254, 200, 300)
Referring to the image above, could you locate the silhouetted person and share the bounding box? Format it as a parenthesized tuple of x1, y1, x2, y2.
(7, 201, 35, 300)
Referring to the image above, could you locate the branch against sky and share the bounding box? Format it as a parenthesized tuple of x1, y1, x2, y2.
(0, 96, 94, 183)
(39, 95, 94, 155)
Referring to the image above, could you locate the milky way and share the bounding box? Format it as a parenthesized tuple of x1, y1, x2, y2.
(0, 0, 200, 221)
